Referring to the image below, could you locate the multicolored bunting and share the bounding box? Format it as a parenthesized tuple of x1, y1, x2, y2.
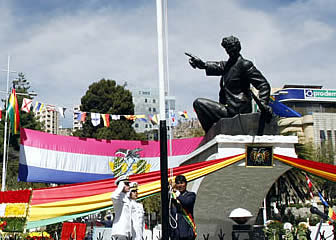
(148, 114, 159, 125)
(74, 112, 81, 121)
(21, 98, 33, 113)
(80, 112, 86, 122)
(15, 95, 193, 127)
(111, 114, 120, 120)
(136, 114, 147, 122)
(124, 115, 137, 121)
(91, 113, 100, 126)
(75, 111, 87, 122)
(33, 102, 44, 113)
(7, 88, 20, 134)
(101, 114, 110, 127)
(178, 110, 189, 119)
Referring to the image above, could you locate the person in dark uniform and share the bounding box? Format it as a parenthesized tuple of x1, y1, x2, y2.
(169, 175, 197, 240)
(187, 35, 271, 133)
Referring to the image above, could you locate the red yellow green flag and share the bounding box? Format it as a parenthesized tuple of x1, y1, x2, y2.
(7, 88, 20, 134)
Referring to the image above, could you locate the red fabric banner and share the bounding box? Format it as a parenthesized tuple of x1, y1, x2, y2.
(30, 154, 242, 206)
(61, 222, 86, 240)
(0, 189, 32, 203)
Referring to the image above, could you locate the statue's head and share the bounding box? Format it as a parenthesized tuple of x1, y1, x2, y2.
(221, 36, 241, 57)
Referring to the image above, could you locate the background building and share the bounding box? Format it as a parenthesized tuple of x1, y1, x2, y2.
(132, 88, 160, 133)
(71, 89, 178, 139)
(273, 85, 336, 148)
(34, 106, 60, 134)
(131, 88, 176, 136)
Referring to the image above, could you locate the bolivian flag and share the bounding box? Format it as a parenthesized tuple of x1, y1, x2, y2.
(7, 88, 20, 134)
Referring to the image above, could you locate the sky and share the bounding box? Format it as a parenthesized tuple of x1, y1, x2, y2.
(0, 0, 335, 128)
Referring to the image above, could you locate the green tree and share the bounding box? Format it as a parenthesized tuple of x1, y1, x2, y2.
(9, 73, 42, 151)
(0, 73, 44, 190)
(73, 79, 144, 140)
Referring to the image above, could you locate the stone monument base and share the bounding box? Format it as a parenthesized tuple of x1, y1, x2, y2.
(200, 112, 279, 146)
(182, 135, 298, 240)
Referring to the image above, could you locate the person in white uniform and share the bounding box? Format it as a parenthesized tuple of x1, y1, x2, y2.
(129, 182, 145, 240)
(111, 175, 131, 240)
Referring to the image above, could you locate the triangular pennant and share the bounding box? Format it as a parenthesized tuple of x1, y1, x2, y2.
(21, 98, 33, 113)
(74, 112, 81, 121)
(58, 107, 66, 118)
(80, 112, 87, 122)
(34, 102, 44, 113)
(124, 115, 137, 121)
(111, 114, 120, 120)
(91, 113, 100, 127)
(101, 114, 110, 127)
(46, 105, 56, 112)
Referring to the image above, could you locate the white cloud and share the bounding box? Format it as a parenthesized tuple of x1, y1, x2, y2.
(0, 0, 335, 127)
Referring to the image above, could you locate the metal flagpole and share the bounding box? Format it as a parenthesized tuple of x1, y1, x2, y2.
(2, 56, 11, 191)
(156, 0, 169, 239)
(163, 0, 173, 158)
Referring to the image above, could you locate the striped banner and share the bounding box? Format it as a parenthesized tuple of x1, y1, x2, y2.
(19, 128, 202, 184)
(17, 149, 336, 229)
(274, 154, 336, 182)
(26, 154, 245, 228)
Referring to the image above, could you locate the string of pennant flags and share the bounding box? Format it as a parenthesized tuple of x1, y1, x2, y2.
(16, 97, 191, 127)
(75, 109, 189, 127)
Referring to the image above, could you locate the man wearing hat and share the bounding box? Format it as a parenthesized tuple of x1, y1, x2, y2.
(111, 175, 131, 240)
(129, 182, 145, 240)
(169, 175, 197, 240)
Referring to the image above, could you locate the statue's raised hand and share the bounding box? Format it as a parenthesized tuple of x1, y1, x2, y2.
(185, 52, 206, 69)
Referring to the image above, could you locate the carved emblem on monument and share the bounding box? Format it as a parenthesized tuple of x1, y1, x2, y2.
(246, 146, 273, 167)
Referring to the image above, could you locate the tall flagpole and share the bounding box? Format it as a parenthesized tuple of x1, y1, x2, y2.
(163, 0, 173, 158)
(2, 56, 11, 191)
(156, 0, 169, 239)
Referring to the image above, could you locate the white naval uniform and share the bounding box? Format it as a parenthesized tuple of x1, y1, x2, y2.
(111, 182, 131, 239)
(130, 200, 145, 240)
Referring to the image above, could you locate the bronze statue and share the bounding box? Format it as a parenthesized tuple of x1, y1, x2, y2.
(187, 36, 271, 133)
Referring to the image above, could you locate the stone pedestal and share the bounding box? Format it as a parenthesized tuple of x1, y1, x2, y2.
(182, 135, 298, 240)
(200, 113, 279, 146)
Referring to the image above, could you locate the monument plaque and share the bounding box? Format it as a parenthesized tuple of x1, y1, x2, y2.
(246, 145, 273, 167)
